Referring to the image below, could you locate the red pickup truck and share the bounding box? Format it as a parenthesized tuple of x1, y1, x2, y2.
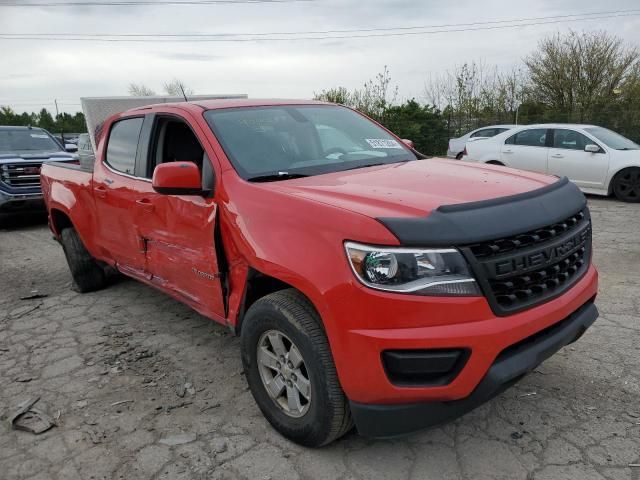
(41, 99, 598, 447)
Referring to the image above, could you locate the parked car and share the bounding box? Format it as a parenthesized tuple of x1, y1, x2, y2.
(0, 126, 78, 214)
(462, 124, 640, 202)
(76, 133, 94, 169)
(41, 99, 598, 446)
(447, 125, 516, 159)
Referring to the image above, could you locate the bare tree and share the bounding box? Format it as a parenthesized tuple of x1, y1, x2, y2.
(163, 79, 195, 97)
(128, 83, 156, 96)
(525, 30, 640, 121)
(314, 66, 398, 121)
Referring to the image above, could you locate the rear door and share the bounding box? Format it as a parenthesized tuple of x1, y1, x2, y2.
(501, 128, 550, 173)
(92, 116, 149, 275)
(547, 128, 609, 189)
(134, 112, 226, 321)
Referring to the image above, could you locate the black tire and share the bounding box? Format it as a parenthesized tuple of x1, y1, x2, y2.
(486, 160, 504, 166)
(241, 289, 353, 447)
(59, 228, 106, 293)
(455, 152, 464, 160)
(612, 167, 640, 203)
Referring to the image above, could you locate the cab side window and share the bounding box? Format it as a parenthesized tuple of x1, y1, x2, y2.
(149, 117, 213, 190)
(150, 118, 204, 173)
(106, 117, 144, 175)
(505, 129, 547, 147)
(553, 129, 590, 150)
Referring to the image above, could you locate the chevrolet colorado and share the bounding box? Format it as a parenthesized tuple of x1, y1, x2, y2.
(1, 126, 77, 214)
(41, 99, 598, 447)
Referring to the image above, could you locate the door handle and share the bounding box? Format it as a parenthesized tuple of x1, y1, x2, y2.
(136, 198, 155, 213)
(503, 149, 513, 154)
(551, 154, 564, 158)
(94, 186, 107, 198)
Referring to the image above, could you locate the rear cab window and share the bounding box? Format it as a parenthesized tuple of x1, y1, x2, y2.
(105, 117, 144, 175)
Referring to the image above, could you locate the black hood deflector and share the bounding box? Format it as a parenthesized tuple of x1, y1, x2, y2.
(378, 177, 587, 247)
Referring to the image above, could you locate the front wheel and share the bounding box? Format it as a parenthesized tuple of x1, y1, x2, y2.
(240, 289, 353, 447)
(612, 168, 640, 202)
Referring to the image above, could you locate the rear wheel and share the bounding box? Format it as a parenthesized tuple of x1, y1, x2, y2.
(455, 152, 464, 160)
(240, 289, 353, 447)
(486, 160, 505, 166)
(60, 228, 106, 293)
(612, 168, 640, 202)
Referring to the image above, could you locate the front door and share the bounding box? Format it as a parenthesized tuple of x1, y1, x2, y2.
(134, 114, 226, 321)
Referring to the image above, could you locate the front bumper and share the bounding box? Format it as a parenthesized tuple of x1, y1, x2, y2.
(350, 299, 598, 438)
(0, 189, 44, 212)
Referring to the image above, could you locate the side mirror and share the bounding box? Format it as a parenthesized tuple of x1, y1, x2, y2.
(401, 139, 415, 149)
(585, 144, 600, 153)
(152, 162, 203, 195)
(65, 143, 78, 153)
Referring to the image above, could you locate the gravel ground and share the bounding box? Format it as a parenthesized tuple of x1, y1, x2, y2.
(0, 197, 639, 480)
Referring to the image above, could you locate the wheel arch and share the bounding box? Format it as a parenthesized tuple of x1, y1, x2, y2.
(607, 165, 640, 196)
(50, 207, 74, 237)
(234, 267, 325, 337)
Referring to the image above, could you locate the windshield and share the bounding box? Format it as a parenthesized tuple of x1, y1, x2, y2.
(204, 105, 418, 180)
(584, 127, 639, 150)
(0, 129, 62, 153)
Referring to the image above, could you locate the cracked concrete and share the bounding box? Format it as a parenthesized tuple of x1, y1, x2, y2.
(0, 196, 639, 480)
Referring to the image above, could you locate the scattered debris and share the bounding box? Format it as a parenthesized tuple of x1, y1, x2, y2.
(629, 464, 640, 468)
(10, 304, 41, 319)
(110, 400, 134, 407)
(200, 402, 221, 413)
(626, 411, 639, 418)
(20, 291, 48, 300)
(159, 433, 197, 446)
(166, 401, 193, 412)
(83, 428, 105, 444)
(9, 397, 56, 434)
(15, 374, 34, 383)
(211, 438, 228, 454)
(510, 431, 524, 439)
(519, 392, 537, 398)
(75, 400, 88, 409)
(0, 345, 10, 353)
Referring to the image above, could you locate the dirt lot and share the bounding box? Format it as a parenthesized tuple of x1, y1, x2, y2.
(0, 196, 639, 480)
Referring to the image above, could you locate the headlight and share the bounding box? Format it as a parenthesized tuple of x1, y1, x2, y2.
(344, 241, 480, 296)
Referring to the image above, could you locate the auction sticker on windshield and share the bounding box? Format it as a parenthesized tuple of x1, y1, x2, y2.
(365, 138, 403, 149)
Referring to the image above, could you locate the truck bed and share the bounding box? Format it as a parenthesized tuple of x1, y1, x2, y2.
(40, 161, 96, 237)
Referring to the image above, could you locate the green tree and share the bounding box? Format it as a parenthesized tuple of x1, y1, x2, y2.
(37, 108, 56, 131)
(383, 100, 447, 155)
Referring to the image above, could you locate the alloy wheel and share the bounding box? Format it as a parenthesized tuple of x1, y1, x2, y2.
(257, 330, 311, 418)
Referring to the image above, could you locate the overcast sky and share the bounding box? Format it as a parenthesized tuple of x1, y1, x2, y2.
(1, 0, 639, 114)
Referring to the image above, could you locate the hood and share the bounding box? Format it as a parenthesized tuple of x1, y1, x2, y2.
(268, 158, 556, 219)
(0, 150, 75, 163)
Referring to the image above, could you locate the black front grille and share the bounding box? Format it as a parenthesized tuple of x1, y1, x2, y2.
(463, 209, 592, 315)
(0, 163, 42, 188)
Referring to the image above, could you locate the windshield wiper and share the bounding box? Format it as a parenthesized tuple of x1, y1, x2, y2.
(342, 162, 385, 171)
(248, 172, 309, 182)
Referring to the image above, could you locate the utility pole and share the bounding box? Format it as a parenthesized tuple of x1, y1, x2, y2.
(54, 99, 63, 144)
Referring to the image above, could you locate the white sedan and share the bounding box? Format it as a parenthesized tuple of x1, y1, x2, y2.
(447, 124, 516, 159)
(462, 124, 640, 202)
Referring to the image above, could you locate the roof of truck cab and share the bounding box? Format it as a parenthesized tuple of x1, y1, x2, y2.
(195, 98, 329, 109)
(0, 126, 47, 131)
(142, 98, 329, 112)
